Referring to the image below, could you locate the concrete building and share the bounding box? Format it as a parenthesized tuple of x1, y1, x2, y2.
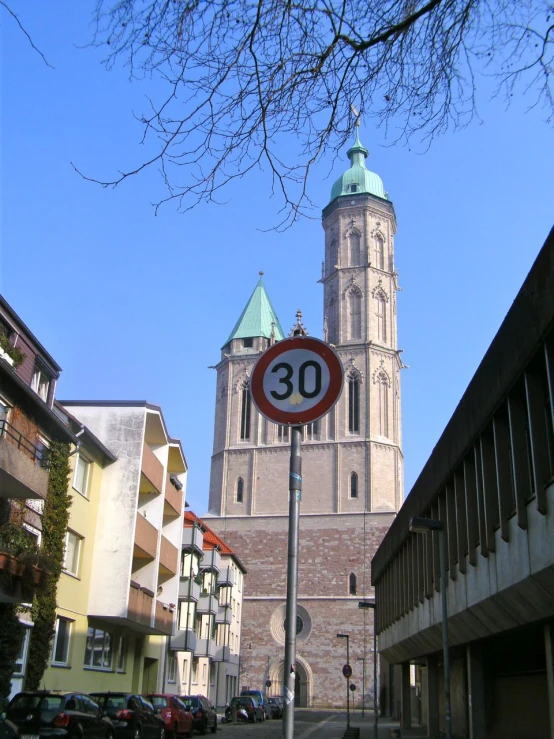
(47, 401, 188, 695)
(205, 130, 404, 707)
(170, 511, 246, 708)
(371, 227, 554, 738)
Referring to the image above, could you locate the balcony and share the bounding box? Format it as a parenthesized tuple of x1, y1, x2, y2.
(217, 566, 235, 587)
(200, 548, 221, 573)
(170, 628, 197, 652)
(182, 526, 204, 557)
(215, 604, 232, 625)
(128, 582, 154, 628)
(154, 599, 174, 635)
(164, 474, 182, 517)
(213, 645, 231, 662)
(134, 513, 158, 561)
(178, 577, 201, 601)
(140, 444, 164, 495)
(0, 421, 49, 500)
(194, 637, 217, 658)
(159, 535, 178, 578)
(197, 591, 218, 615)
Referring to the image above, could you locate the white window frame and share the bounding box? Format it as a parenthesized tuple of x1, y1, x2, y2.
(117, 635, 127, 673)
(167, 654, 177, 684)
(63, 530, 82, 576)
(13, 627, 31, 676)
(72, 453, 91, 497)
(52, 617, 72, 666)
(31, 367, 51, 402)
(84, 626, 114, 670)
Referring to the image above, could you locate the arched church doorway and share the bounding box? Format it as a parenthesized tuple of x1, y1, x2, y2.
(269, 658, 311, 708)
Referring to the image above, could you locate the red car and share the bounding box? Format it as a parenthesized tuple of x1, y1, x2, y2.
(143, 695, 193, 739)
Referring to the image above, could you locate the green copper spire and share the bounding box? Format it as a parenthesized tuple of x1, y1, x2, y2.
(329, 129, 387, 203)
(223, 275, 285, 347)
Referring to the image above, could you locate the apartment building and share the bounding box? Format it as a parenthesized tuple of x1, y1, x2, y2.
(170, 511, 246, 708)
(49, 401, 188, 695)
(0, 296, 76, 602)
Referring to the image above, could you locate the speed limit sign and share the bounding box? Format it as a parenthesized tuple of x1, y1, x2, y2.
(250, 336, 343, 425)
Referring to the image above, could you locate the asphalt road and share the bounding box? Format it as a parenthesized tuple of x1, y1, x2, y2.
(215, 709, 365, 738)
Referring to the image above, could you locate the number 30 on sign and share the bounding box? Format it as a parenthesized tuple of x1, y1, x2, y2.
(250, 336, 344, 426)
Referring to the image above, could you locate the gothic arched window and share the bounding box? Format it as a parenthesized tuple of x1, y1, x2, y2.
(375, 235, 385, 270)
(348, 290, 362, 341)
(376, 295, 387, 343)
(349, 232, 361, 266)
(348, 375, 360, 434)
(236, 477, 244, 503)
(350, 472, 358, 498)
(349, 573, 357, 595)
(240, 385, 251, 440)
(378, 375, 389, 437)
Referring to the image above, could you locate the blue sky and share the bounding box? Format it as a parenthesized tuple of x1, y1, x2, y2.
(2, 1, 553, 514)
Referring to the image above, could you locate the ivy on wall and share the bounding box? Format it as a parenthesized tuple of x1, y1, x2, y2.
(24, 440, 71, 690)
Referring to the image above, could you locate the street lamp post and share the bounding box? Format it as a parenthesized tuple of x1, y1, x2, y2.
(357, 657, 366, 718)
(358, 601, 378, 739)
(409, 516, 452, 739)
(337, 633, 350, 728)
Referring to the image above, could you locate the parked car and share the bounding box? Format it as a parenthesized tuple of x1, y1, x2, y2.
(179, 696, 217, 735)
(142, 695, 192, 739)
(224, 697, 263, 723)
(266, 696, 283, 719)
(90, 693, 164, 739)
(5, 691, 113, 739)
(239, 690, 270, 720)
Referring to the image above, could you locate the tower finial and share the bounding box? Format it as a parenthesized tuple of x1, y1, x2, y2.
(350, 104, 361, 127)
(259, 270, 264, 277)
(289, 309, 308, 337)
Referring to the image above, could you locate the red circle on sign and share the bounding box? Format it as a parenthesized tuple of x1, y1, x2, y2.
(250, 337, 343, 425)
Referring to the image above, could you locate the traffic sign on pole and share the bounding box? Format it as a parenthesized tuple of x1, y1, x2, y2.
(250, 336, 343, 425)
(343, 664, 353, 678)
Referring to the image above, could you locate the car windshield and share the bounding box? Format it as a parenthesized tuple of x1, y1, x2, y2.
(149, 697, 168, 708)
(10, 695, 65, 713)
(91, 695, 128, 710)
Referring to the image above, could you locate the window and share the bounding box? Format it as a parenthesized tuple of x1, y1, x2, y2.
(63, 531, 82, 576)
(277, 425, 289, 443)
(349, 231, 361, 265)
(379, 376, 389, 437)
(240, 386, 251, 441)
(202, 663, 207, 684)
(236, 477, 244, 503)
(375, 235, 385, 270)
(31, 363, 51, 402)
(167, 654, 177, 683)
(349, 290, 362, 340)
(117, 635, 127, 672)
(52, 617, 72, 665)
(243, 338, 253, 348)
(192, 658, 198, 683)
(349, 573, 357, 595)
(350, 472, 358, 498)
(376, 296, 387, 343)
(84, 626, 113, 669)
(14, 627, 30, 676)
(210, 662, 216, 685)
(348, 376, 360, 434)
(304, 421, 319, 441)
(73, 454, 90, 497)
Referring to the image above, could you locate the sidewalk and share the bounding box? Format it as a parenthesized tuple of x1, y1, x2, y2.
(339, 711, 427, 738)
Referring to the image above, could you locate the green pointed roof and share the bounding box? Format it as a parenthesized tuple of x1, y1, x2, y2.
(223, 279, 285, 347)
(330, 129, 387, 203)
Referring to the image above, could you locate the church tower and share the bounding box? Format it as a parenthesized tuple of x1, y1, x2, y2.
(206, 131, 403, 708)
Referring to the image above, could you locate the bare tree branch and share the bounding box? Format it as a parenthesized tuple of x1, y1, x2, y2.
(78, 0, 553, 228)
(1, 1, 53, 68)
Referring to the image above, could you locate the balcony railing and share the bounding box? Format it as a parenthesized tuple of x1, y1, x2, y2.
(197, 590, 218, 615)
(182, 526, 204, 556)
(170, 628, 197, 652)
(0, 420, 49, 468)
(134, 513, 158, 560)
(164, 474, 182, 516)
(194, 637, 217, 658)
(159, 535, 178, 576)
(128, 582, 154, 628)
(215, 604, 232, 625)
(140, 444, 164, 495)
(200, 548, 221, 573)
(154, 599, 174, 635)
(178, 578, 201, 601)
(217, 566, 235, 587)
(213, 645, 231, 662)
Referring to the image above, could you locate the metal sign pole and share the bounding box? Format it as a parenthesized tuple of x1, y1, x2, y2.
(283, 426, 302, 739)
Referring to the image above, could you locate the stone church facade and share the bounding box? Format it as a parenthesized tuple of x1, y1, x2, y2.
(206, 131, 404, 708)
